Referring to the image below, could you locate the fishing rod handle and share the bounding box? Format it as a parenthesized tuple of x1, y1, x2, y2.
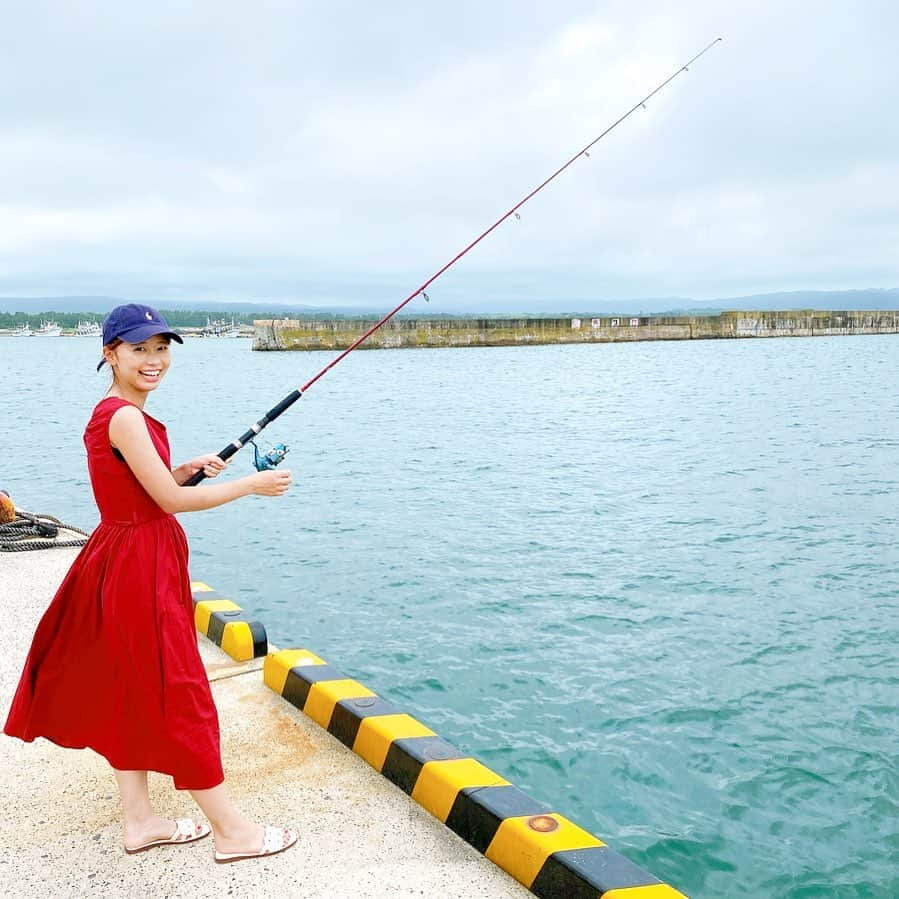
(183, 389, 303, 486)
(183, 444, 240, 486)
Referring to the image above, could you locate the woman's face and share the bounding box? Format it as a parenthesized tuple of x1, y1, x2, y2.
(105, 335, 172, 394)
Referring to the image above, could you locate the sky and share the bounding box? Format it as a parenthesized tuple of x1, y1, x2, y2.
(1, 0, 898, 311)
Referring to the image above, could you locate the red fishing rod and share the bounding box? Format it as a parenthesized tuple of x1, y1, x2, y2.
(186, 38, 723, 486)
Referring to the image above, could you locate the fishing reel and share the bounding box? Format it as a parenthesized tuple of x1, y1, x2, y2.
(248, 439, 289, 471)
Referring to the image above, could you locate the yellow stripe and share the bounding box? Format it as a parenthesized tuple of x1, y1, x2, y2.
(190, 580, 214, 592)
(412, 759, 510, 822)
(604, 887, 688, 899)
(220, 621, 254, 662)
(262, 649, 326, 695)
(485, 814, 605, 888)
(194, 599, 240, 635)
(353, 714, 436, 771)
(305, 679, 375, 728)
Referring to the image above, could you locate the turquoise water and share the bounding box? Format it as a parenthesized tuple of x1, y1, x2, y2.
(2, 334, 898, 897)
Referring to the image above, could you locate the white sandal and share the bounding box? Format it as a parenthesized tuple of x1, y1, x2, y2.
(124, 818, 211, 854)
(213, 825, 298, 864)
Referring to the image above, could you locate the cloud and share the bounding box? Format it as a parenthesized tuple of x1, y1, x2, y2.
(1, 1, 897, 305)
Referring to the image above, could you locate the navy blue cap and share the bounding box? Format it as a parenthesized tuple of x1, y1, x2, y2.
(97, 304, 183, 370)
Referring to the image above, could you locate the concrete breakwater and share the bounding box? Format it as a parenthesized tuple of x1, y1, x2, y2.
(253, 310, 899, 351)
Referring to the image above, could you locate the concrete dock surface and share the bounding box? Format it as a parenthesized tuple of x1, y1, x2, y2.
(0, 549, 531, 898)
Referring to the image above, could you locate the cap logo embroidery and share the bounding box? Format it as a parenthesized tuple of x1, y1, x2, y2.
(145, 312, 153, 320)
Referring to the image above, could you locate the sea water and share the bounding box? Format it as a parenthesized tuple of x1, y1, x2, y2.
(2, 333, 897, 897)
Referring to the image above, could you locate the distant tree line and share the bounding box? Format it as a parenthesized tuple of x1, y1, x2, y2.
(0, 309, 516, 329)
(1, 310, 270, 329)
(2, 308, 681, 330)
(1, 309, 422, 328)
(0, 311, 105, 329)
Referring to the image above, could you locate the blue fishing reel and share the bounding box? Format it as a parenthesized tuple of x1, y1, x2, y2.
(248, 439, 289, 471)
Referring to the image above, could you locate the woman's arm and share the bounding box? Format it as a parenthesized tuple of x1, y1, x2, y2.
(109, 406, 290, 513)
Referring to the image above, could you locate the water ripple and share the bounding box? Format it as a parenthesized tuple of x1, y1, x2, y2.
(4, 335, 899, 896)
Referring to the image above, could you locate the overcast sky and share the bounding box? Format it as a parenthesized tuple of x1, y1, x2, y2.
(1, 1, 897, 310)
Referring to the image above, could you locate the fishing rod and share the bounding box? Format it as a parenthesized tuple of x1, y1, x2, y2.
(185, 37, 723, 486)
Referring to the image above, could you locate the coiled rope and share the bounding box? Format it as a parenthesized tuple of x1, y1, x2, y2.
(0, 510, 90, 552)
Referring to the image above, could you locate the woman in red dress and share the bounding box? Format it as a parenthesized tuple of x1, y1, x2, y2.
(4, 304, 298, 862)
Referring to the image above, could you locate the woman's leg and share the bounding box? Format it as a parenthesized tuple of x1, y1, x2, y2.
(114, 769, 180, 848)
(188, 783, 265, 853)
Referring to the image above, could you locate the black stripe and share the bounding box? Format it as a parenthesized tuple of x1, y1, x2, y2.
(206, 614, 225, 644)
(530, 846, 660, 898)
(281, 668, 313, 710)
(445, 785, 551, 854)
(289, 663, 346, 685)
(191, 594, 267, 657)
(207, 608, 248, 645)
(280, 664, 346, 710)
(328, 696, 402, 748)
(382, 736, 464, 795)
(249, 621, 268, 658)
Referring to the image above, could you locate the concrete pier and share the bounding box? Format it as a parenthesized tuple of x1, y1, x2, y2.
(0, 549, 530, 898)
(252, 309, 899, 351)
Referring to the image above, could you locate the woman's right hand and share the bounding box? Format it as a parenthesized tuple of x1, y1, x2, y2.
(248, 468, 292, 496)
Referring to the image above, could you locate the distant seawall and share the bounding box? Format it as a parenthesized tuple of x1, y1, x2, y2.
(252, 310, 899, 351)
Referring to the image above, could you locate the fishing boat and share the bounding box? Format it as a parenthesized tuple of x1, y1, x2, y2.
(201, 317, 220, 338)
(12, 323, 33, 337)
(33, 321, 62, 337)
(201, 317, 242, 338)
(73, 321, 102, 337)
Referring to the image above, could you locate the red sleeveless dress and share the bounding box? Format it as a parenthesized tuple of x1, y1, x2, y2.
(4, 397, 224, 790)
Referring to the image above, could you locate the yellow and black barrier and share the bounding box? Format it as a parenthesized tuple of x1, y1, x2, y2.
(190, 582, 268, 662)
(264, 648, 686, 898)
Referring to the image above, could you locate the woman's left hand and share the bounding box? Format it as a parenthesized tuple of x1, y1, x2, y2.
(185, 454, 228, 479)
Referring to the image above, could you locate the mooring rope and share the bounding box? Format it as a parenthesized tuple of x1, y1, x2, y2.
(0, 511, 90, 552)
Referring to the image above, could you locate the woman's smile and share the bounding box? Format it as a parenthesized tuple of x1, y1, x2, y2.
(106, 335, 172, 404)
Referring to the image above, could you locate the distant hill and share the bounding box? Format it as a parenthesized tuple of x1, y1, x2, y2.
(0, 288, 897, 317)
(699, 288, 899, 314)
(552, 288, 899, 315)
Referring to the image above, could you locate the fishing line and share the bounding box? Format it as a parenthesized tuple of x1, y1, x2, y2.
(185, 38, 723, 486)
